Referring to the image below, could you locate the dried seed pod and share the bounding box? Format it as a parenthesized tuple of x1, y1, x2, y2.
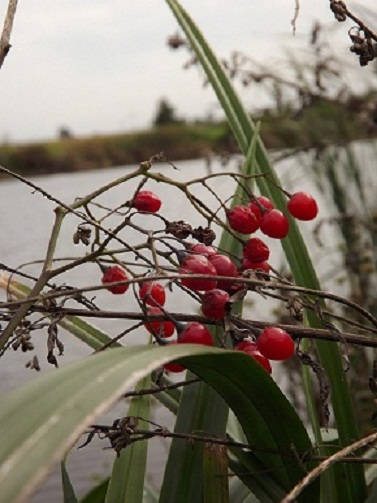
(191, 226, 216, 245)
(165, 220, 193, 239)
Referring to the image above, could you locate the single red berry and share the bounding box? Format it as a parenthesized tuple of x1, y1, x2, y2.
(256, 326, 295, 360)
(189, 243, 217, 257)
(133, 190, 162, 213)
(102, 265, 129, 294)
(179, 254, 217, 291)
(226, 205, 259, 234)
(248, 196, 274, 221)
(209, 254, 238, 290)
(201, 289, 230, 319)
(241, 258, 270, 273)
(243, 237, 270, 263)
(139, 281, 166, 307)
(144, 307, 175, 337)
(260, 209, 289, 239)
(235, 340, 258, 352)
(178, 322, 213, 346)
(235, 341, 272, 373)
(287, 192, 318, 221)
(163, 342, 185, 373)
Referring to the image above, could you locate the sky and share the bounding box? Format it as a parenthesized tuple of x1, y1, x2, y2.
(0, 0, 376, 143)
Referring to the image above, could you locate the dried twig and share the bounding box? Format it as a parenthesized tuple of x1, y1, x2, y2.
(0, 0, 18, 69)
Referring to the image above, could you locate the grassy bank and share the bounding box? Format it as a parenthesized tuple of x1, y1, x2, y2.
(1, 96, 376, 176)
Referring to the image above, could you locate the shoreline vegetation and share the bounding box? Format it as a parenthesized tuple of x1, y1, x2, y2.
(1, 95, 377, 177)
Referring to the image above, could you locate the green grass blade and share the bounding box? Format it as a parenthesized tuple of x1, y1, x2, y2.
(105, 376, 151, 503)
(203, 444, 229, 503)
(0, 346, 315, 503)
(61, 458, 79, 503)
(164, 1, 366, 500)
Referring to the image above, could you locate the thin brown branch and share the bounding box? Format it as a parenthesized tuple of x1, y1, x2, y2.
(0, 0, 18, 69)
(281, 431, 377, 502)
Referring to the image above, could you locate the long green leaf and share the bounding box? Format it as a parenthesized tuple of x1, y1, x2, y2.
(61, 458, 79, 503)
(164, 1, 366, 500)
(203, 444, 229, 503)
(105, 375, 151, 503)
(0, 345, 315, 503)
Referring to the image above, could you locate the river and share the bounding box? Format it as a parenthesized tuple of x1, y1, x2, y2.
(1, 143, 376, 502)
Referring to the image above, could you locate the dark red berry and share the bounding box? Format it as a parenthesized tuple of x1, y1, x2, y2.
(102, 265, 129, 294)
(201, 289, 230, 319)
(178, 322, 213, 346)
(248, 196, 274, 221)
(163, 342, 185, 373)
(144, 307, 175, 337)
(189, 243, 217, 257)
(287, 192, 318, 221)
(260, 209, 289, 239)
(133, 190, 162, 213)
(139, 281, 166, 306)
(235, 340, 272, 373)
(226, 205, 259, 234)
(241, 258, 270, 273)
(179, 254, 217, 291)
(256, 327, 295, 360)
(243, 237, 270, 263)
(209, 254, 238, 290)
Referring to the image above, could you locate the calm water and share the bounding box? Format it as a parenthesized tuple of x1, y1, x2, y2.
(1, 143, 376, 501)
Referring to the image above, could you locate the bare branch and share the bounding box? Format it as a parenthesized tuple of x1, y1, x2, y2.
(0, 0, 18, 69)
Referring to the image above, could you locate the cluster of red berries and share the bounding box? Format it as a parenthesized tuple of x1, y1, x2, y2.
(227, 192, 318, 240)
(99, 187, 317, 373)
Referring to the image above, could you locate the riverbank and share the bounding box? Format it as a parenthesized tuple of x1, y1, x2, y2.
(1, 95, 376, 176)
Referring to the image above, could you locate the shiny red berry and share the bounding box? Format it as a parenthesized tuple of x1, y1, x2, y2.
(179, 254, 217, 291)
(189, 243, 217, 257)
(201, 289, 230, 319)
(288, 192, 318, 221)
(235, 340, 272, 373)
(209, 254, 238, 290)
(241, 258, 270, 273)
(248, 196, 274, 221)
(178, 322, 213, 346)
(144, 307, 175, 337)
(133, 190, 162, 213)
(256, 327, 295, 360)
(243, 237, 270, 263)
(163, 342, 185, 373)
(139, 281, 166, 306)
(260, 209, 289, 239)
(102, 265, 129, 294)
(226, 205, 259, 234)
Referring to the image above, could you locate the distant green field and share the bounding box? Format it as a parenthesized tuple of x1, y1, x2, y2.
(1, 98, 375, 176)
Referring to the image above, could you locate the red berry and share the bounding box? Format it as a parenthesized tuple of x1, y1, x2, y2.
(179, 254, 217, 291)
(189, 243, 217, 257)
(248, 196, 274, 221)
(209, 254, 238, 290)
(226, 205, 259, 234)
(288, 192, 318, 221)
(201, 289, 230, 319)
(256, 327, 295, 360)
(243, 237, 270, 263)
(179, 322, 213, 346)
(260, 209, 289, 239)
(139, 281, 166, 306)
(163, 342, 185, 373)
(144, 307, 175, 338)
(102, 265, 129, 294)
(133, 190, 162, 213)
(235, 341, 272, 373)
(241, 258, 270, 273)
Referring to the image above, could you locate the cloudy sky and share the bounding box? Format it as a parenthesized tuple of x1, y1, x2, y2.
(0, 1, 375, 142)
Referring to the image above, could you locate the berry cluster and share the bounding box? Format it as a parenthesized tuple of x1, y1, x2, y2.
(98, 186, 318, 374)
